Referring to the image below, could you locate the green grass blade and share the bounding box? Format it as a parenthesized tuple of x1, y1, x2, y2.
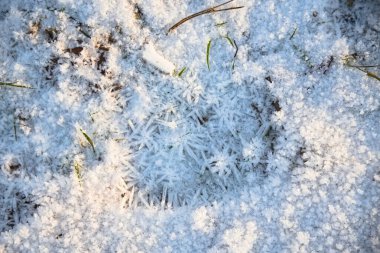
(80, 128, 96, 153)
(225, 35, 235, 48)
(207, 39, 212, 70)
(344, 63, 380, 82)
(366, 71, 380, 81)
(88, 112, 98, 123)
(74, 161, 82, 183)
(0, 82, 34, 89)
(178, 67, 187, 77)
(291, 44, 313, 69)
(215, 21, 227, 27)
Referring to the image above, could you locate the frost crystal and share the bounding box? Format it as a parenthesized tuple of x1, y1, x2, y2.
(0, 0, 379, 252)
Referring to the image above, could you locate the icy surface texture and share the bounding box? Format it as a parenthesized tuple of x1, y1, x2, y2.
(0, 0, 379, 252)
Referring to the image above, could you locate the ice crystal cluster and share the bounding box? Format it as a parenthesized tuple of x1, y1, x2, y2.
(0, 0, 379, 252)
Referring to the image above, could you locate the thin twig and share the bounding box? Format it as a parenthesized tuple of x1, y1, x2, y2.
(232, 39, 238, 69)
(13, 116, 17, 141)
(289, 27, 297, 40)
(345, 64, 380, 68)
(68, 16, 91, 38)
(167, 0, 244, 34)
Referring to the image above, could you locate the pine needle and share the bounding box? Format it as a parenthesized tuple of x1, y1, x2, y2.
(167, 0, 244, 34)
(0, 82, 34, 89)
(207, 39, 212, 70)
(80, 128, 96, 153)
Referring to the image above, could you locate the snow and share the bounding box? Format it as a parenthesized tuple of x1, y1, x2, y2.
(0, 0, 380, 252)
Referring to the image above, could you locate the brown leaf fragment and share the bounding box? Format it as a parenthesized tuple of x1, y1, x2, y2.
(272, 100, 281, 112)
(65, 47, 83, 55)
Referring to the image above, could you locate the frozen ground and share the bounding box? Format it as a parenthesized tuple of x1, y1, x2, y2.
(0, 0, 379, 252)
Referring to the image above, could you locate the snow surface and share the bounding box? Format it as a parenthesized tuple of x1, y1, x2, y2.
(0, 0, 379, 252)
